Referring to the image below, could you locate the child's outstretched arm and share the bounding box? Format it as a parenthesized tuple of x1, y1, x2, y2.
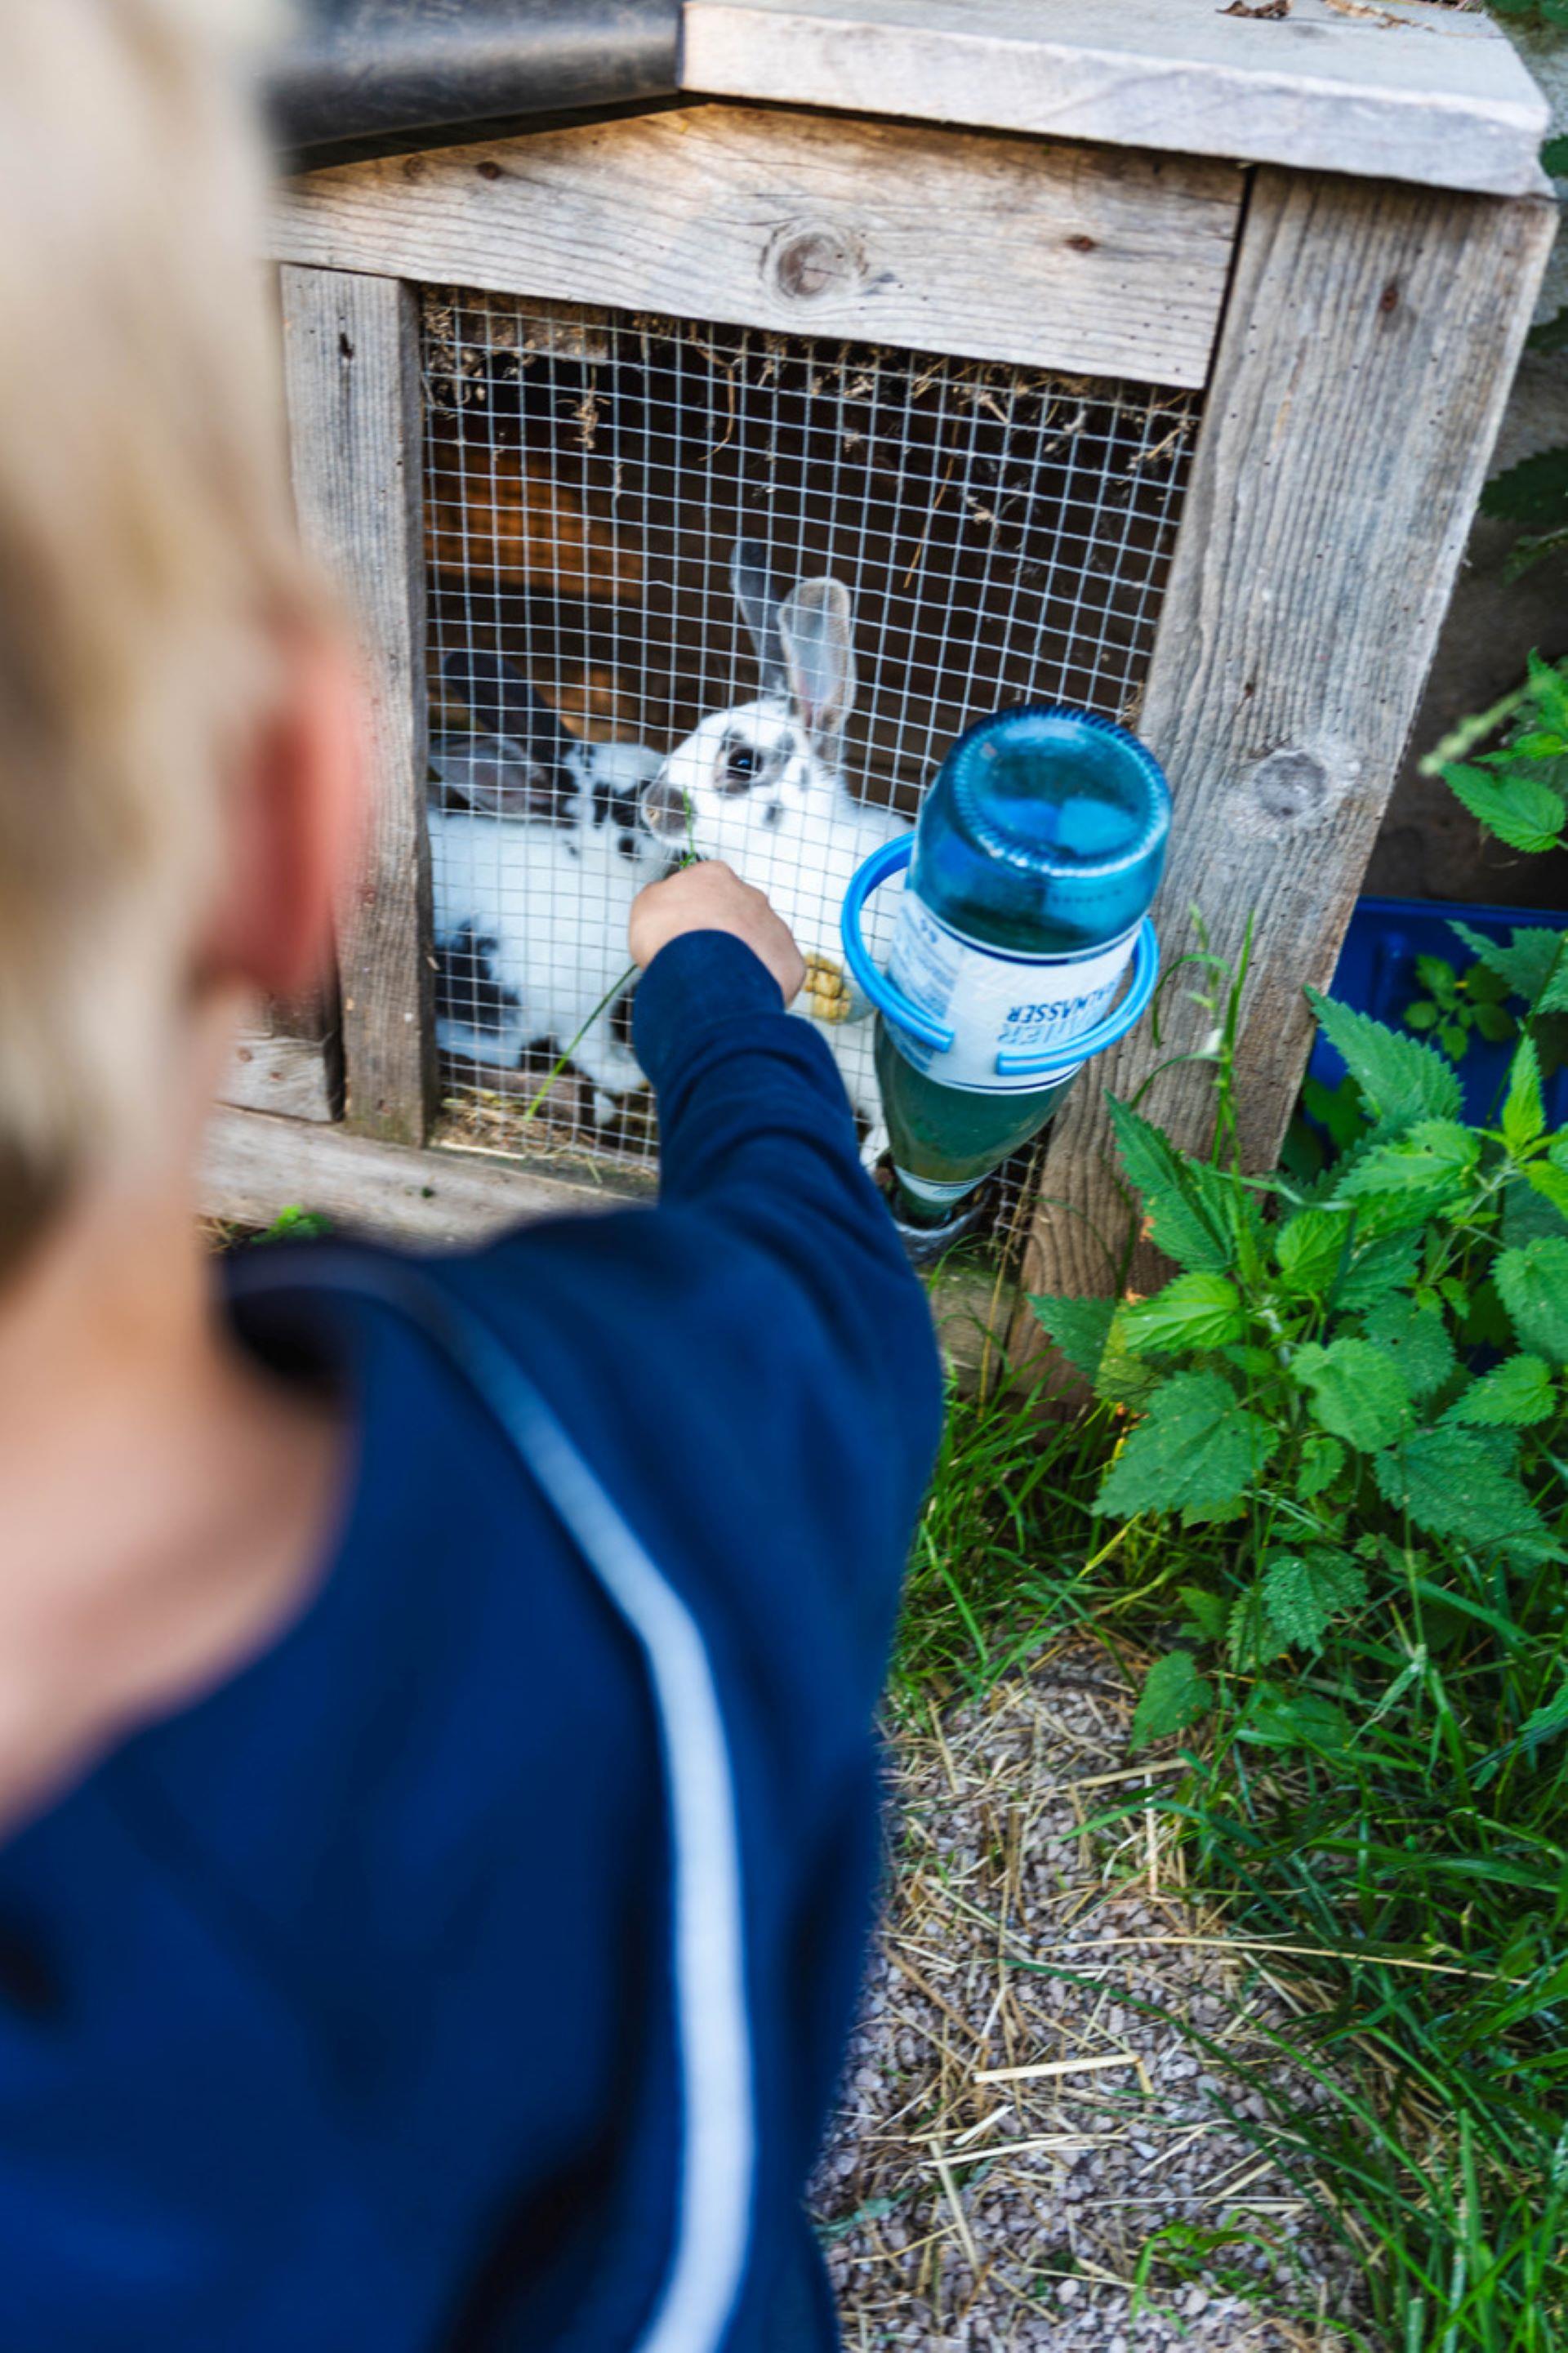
(631, 862, 926, 1330)
(627, 859, 944, 1589)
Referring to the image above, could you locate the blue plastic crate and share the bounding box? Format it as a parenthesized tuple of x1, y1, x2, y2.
(1307, 896, 1568, 1128)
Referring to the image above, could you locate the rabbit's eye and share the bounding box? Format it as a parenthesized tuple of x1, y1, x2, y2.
(719, 742, 760, 793)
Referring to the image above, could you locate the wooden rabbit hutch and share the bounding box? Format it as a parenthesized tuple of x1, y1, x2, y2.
(206, 0, 1553, 1335)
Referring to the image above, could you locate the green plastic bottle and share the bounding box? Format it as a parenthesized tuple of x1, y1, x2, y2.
(879, 704, 1170, 1227)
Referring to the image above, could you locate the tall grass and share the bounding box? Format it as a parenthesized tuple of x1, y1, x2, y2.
(900, 1361, 1568, 2347)
(892, 1370, 1118, 1702)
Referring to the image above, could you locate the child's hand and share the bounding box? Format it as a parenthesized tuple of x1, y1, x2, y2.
(629, 862, 806, 1006)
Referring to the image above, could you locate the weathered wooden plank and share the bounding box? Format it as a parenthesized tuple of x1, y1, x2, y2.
(281, 265, 435, 1145)
(199, 1107, 638, 1246)
(220, 1027, 339, 1122)
(1019, 173, 1557, 1319)
(274, 104, 1241, 389)
(200, 1104, 998, 1375)
(684, 0, 1549, 201)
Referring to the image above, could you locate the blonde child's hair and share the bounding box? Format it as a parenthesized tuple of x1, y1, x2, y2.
(0, 0, 314, 1273)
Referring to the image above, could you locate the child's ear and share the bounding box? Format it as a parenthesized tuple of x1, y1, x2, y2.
(199, 626, 366, 1000)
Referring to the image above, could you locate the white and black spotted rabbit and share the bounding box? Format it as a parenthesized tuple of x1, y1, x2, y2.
(429, 653, 669, 1121)
(642, 544, 910, 1156)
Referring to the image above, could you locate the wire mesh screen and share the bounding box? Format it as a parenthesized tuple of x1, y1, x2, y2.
(423, 287, 1200, 1243)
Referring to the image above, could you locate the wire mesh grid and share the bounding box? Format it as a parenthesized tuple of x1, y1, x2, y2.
(422, 287, 1200, 1246)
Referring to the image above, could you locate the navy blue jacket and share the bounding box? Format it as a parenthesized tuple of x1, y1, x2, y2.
(0, 933, 944, 2351)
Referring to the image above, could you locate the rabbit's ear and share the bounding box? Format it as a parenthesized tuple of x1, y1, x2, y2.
(429, 739, 564, 822)
(779, 578, 857, 757)
(732, 540, 788, 693)
(443, 653, 577, 770)
(480, 755, 568, 822)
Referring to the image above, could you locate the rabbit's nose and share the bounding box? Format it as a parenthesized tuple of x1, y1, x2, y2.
(641, 772, 690, 840)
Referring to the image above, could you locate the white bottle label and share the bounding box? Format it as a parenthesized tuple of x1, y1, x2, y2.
(886, 894, 1138, 1094)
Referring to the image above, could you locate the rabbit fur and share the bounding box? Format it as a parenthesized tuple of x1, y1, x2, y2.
(429, 654, 669, 1121)
(643, 543, 910, 1156)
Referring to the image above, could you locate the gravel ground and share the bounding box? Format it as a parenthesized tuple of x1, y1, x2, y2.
(812, 1648, 1363, 2351)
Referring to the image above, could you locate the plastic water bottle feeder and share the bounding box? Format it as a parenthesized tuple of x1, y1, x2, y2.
(842, 836, 1160, 1080)
(839, 704, 1170, 1247)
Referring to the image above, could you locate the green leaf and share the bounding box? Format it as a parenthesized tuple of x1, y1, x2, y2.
(1471, 1425, 1523, 1475)
(1305, 992, 1463, 1131)
(1298, 1431, 1347, 1500)
(1176, 1586, 1232, 1644)
(1336, 1230, 1421, 1311)
(1451, 920, 1568, 1012)
(1093, 1321, 1165, 1411)
(1129, 1651, 1212, 1750)
(1466, 960, 1512, 1005)
(1361, 1296, 1457, 1401)
(1027, 1292, 1115, 1382)
(1443, 762, 1566, 855)
(1241, 1689, 1353, 1755)
(1504, 1167, 1568, 1248)
(1226, 1580, 1290, 1673)
(1263, 1548, 1368, 1651)
(1495, 1237, 1568, 1365)
(1444, 1354, 1557, 1430)
(1403, 1000, 1439, 1032)
(1373, 1428, 1557, 1559)
(1526, 1161, 1568, 1222)
(1335, 1120, 1479, 1203)
(1515, 1677, 1568, 1763)
(1095, 1372, 1276, 1524)
(1302, 1072, 1369, 1155)
(1502, 1036, 1546, 1155)
(1481, 447, 1568, 529)
(1274, 1207, 1350, 1299)
(1462, 1281, 1513, 1355)
(1503, 526, 1568, 581)
(1544, 137, 1568, 180)
(1472, 1001, 1517, 1045)
(256, 1204, 332, 1243)
(1540, 956, 1568, 1017)
(1527, 652, 1568, 728)
(1105, 1098, 1233, 1274)
(1292, 1335, 1411, 1451)
(1120, 1272, 1244, 1357)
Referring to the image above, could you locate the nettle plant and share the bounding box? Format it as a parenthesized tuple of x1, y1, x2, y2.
(1033, 999, 1568, 1750)
(1423, 654, 1568, 1099)
(1441, 651, 1568, 873)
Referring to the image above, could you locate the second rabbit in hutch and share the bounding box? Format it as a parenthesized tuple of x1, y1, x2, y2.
(644, 543, 911, 1160)
(429, 653, 668, 1121)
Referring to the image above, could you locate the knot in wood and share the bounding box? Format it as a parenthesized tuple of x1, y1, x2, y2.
(1248, 747, 1329, 826)
(770, 222, 860, 303)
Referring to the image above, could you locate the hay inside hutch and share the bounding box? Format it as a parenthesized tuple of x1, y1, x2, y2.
(208, 0, 1553, 1348)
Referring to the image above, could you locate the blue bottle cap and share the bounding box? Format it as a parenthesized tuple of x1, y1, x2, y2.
(946, 704, 1170, 883)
